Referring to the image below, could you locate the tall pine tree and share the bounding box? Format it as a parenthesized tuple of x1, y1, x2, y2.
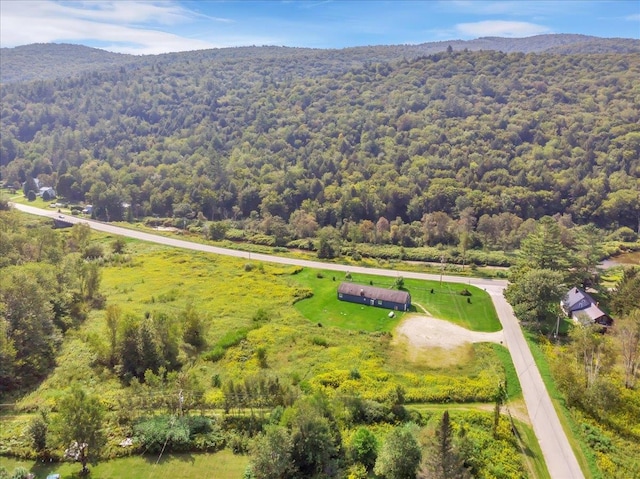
(419, 411, 470, 479)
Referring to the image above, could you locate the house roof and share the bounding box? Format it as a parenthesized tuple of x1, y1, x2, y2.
(338, 282, 410, 304)
(572, 303, 608, 322)
(562, 287, 596, 312)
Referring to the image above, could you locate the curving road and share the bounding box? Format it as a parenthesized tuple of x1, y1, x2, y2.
(12, 202, 584, 479)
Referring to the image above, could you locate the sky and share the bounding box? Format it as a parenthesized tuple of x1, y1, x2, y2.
(1, 0, 639, 55)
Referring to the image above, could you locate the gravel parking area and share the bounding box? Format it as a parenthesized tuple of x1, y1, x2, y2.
(396, 315, 504, 349)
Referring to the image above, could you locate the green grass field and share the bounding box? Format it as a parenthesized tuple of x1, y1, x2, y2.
(0, 450, 249, 479)
(293, 268, 501, 332)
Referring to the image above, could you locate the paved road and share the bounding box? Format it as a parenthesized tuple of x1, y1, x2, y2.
(12, 202, 584, 478)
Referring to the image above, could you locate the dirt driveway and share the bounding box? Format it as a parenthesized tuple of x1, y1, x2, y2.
(395, 315, 504, 349)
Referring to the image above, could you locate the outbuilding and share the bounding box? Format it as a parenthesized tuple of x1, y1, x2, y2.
(337, 282, 411, 311)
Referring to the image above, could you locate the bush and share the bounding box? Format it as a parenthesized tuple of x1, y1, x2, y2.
(310, 336, 329, 347)
(349, 427, 378, 471)
(607, 226, 638, 242)
(252, 308, 269, 322)
(133, 415, 224, 454)
(227, 432, 250, 454)
(249, 234, 276, 247)
(83, 243, 104, 259)
(134, 416, 191, 453)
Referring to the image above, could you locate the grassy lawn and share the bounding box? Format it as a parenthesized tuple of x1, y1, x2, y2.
(294, 268, 501, 332)
(0, 450, 249, 479)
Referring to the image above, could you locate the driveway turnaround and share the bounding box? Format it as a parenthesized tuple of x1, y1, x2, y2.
(12, 202, 585, 478)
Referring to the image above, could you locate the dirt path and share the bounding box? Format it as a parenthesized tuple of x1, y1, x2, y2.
(395, 315, 504, 349)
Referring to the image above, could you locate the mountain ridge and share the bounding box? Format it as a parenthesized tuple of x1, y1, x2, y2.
(2, 34, 639, 84)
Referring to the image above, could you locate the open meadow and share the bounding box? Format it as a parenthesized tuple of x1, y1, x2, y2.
(1, 226, 546, 478)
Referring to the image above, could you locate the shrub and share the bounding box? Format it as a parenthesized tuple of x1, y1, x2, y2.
(133, 415, 224, 454)
(349, 427, 378, 471)
(227, 432, 250, 454)
(252, 308, 269, 323)
(83, 243, 104, 259)
(607, 226, 637, 242)
(310, 336, 329, 347)
(134, 416, 191, 453)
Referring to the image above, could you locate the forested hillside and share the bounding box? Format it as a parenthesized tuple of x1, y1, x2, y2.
(2, 34, 639, 84)
(1, 41, 639, 246)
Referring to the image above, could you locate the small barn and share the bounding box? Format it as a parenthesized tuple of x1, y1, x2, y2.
(337, 282, 411, 311)
(561, 287, 612, 327)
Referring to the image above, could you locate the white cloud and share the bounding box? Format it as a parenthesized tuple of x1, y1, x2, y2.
(0, 0, 229, 54)
(625, 13, 640, 22)
(456, 20, 551, 38)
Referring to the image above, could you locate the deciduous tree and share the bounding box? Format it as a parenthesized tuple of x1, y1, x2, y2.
(248, 426, 295, 479)
(374, 424, 421, 479)
(54, 386, 105, 475)
(613, 309, 640, 389)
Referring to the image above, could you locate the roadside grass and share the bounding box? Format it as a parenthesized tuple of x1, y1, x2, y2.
(524, 331, 600, 479)
(490, 343, 522, 399)
(293, 269, 501, 332)
(0, 449, 249, 479)
(512, 416, 552, 479)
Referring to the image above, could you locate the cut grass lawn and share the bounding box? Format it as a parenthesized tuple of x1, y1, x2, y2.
(0, 450, 249, 479)
(294, 268, 501, 332)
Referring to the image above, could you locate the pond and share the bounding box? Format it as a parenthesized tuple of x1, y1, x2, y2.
(607, 250, 640, 266)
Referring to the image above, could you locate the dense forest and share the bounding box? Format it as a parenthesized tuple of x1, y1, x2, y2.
(1, 40, 639, 256)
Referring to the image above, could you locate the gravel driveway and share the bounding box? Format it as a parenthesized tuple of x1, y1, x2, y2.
(395, 315, 504, 349)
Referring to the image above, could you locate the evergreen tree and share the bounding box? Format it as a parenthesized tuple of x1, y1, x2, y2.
(514, 216, 574, 280)
(419, 411, 470, 479)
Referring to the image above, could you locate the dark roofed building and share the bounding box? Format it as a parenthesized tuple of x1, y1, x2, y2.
(337, 282, 411, 311)
(561, 287, 612, 327)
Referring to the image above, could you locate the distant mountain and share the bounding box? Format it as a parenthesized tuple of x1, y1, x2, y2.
(1, 34, 638, 84)
(0, 43, 136, 83)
